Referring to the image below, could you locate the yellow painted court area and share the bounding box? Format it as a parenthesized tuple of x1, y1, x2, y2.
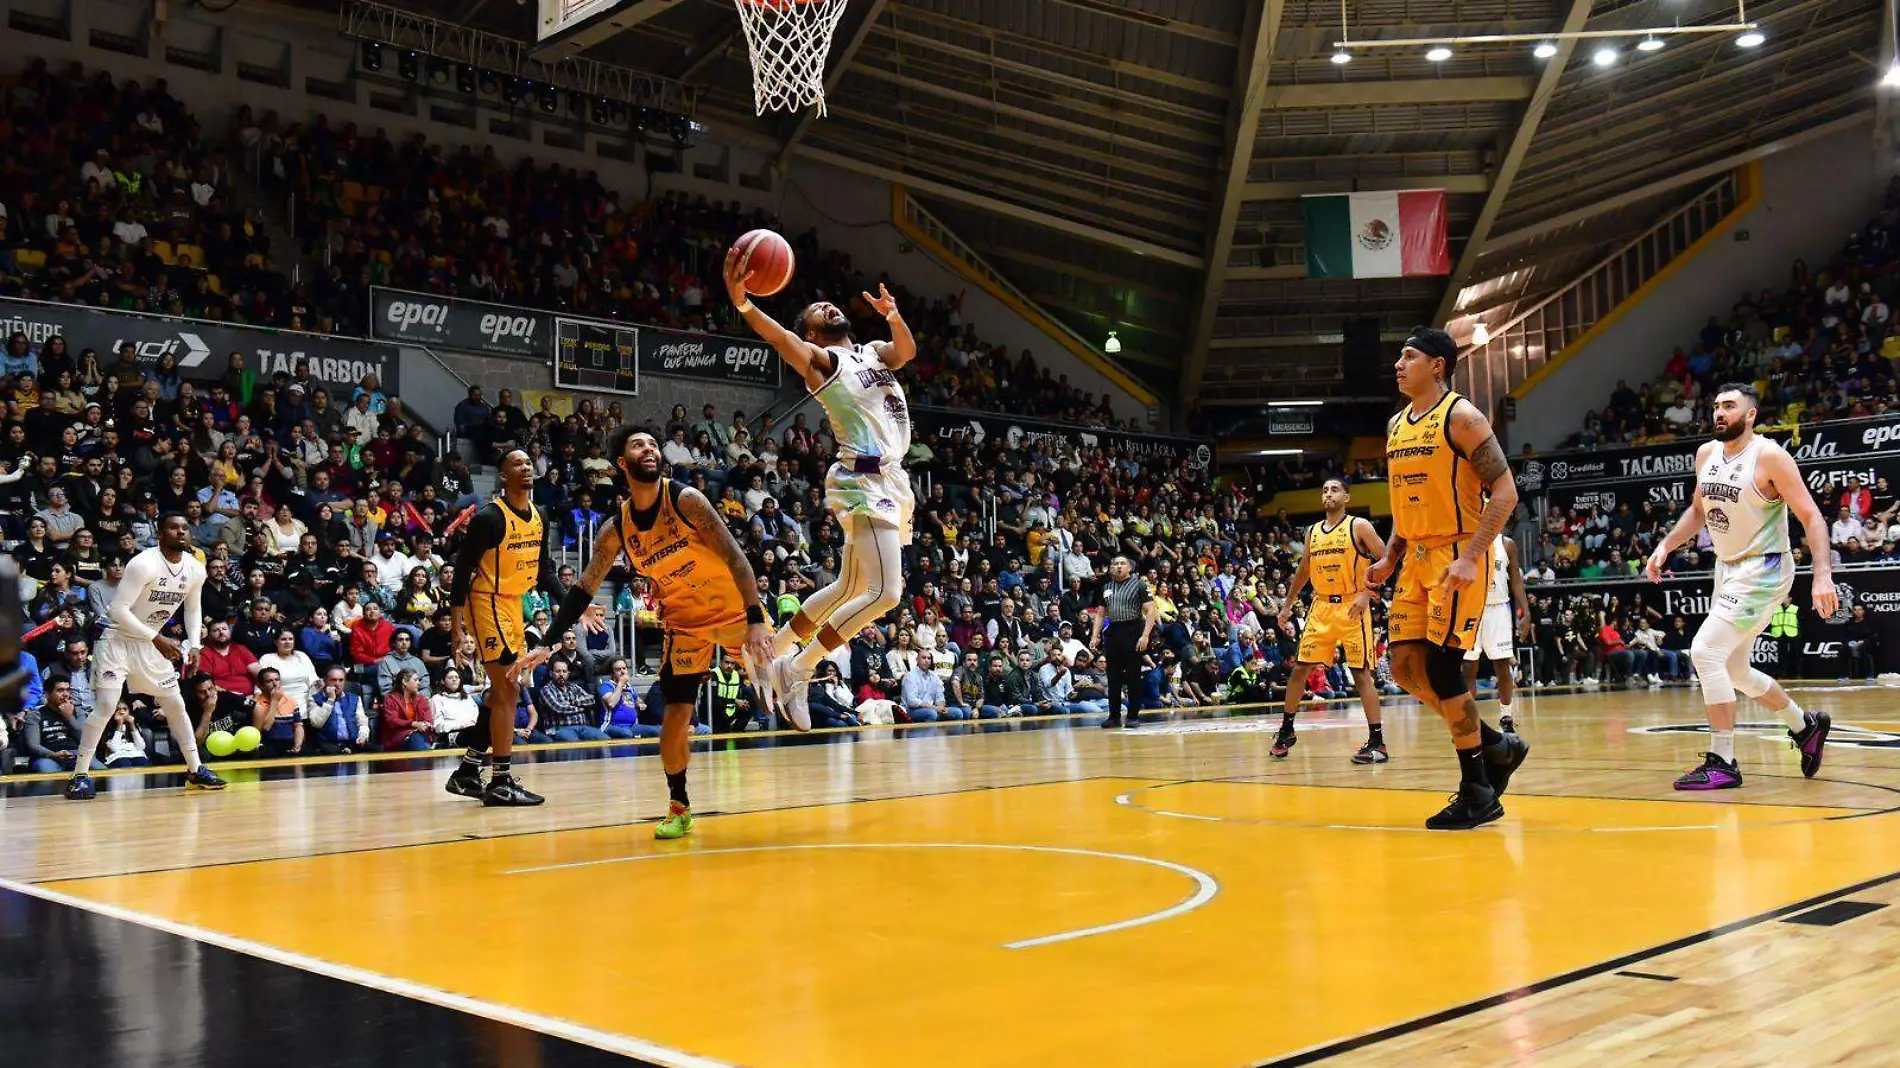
(44, 763, 1900, 1068)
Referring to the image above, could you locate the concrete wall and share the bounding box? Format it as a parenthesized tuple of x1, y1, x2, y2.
(1513, 122, 1883, 450)
(777, 162, 1152, 424)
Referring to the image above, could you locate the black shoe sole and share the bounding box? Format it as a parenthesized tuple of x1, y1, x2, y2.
(482, 791, 546, 807)
(1485, 735, 1531, 797)
(1426, 801, 1505, 830)
(445, 776, 486, 800)
(1099, 718, 1122, 730)
(1799, 712, 1832, 779)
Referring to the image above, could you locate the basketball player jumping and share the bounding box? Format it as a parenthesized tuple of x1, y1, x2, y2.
(540, 426, 775, 839)
(444, 449, 606, 807)
(1273, 479, 1390, 764)
(723, 248, 915, 729)
(1462, 531, 1532, 731)
(67, 513, 226, 799)
(1645, 383, 1834, 790)
(1366, 327, 1529, 830)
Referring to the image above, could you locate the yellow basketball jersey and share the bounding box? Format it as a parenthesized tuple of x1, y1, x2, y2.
(1306, 517, 1367, 598)
(617, 479, 745, 631)
(1386, 390, 1484, 545)
(470, 498, 544, 598)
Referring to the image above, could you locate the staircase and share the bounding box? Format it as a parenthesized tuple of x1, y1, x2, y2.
(227, 152, 319, 285)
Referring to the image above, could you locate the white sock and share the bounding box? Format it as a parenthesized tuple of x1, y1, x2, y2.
(1711, 729, 1736, 762)
(1777, 697, 1807, 732)
(1498, 700, 1514, 717)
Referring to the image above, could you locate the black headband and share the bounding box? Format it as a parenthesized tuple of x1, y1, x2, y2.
(1403, 326, 1457, 362)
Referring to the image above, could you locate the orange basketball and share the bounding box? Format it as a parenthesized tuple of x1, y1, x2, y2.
(733, 229, 795, 297)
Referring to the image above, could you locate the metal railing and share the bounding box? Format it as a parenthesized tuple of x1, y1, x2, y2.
(1454, 173, 1743, 413)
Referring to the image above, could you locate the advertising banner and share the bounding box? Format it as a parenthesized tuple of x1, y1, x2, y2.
(369, 287, 778, 388)
(912, 407, 1213, 468)
(0, 296, 400, 397)
(1542, 566, 1900, 673)
(1546, 452, 1900, 517)
(1521, 414, 1900, 491)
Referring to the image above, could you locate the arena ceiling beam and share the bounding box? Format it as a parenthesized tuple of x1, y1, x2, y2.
(775, 0, 892, 169)
(673, 22, 743, 82)
(1039, 0, 1240, 47)
(1241, 174, 1490, 199)
(1431, 0, 1597, 327)
(888, 6, 1233, 101)
(793, 146, 1206, 268)
(1179, 0, 1285, 411)
(1260, 76, 1535, 109)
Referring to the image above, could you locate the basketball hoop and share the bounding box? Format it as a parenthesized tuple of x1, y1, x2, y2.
(732, 0, 851, 116)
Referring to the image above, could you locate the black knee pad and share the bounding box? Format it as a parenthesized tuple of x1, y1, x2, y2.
(1424, 645, 1470, 701)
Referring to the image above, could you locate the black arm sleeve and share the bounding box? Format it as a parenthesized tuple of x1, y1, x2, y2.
(449, 505, 505, 606)
(535, 533, 566, 602)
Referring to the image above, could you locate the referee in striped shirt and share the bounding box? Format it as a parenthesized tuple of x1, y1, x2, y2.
(1088, 555, 1160, 729)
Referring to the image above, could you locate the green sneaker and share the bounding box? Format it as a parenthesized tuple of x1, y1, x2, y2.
(654, 801, 695, 840)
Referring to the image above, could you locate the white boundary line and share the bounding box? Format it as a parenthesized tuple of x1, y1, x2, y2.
(0, 875, 740, 1068)
(503, 843, 1221, 949)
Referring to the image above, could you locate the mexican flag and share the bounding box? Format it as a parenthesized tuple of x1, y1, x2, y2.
(1301, 191, 1450, 279)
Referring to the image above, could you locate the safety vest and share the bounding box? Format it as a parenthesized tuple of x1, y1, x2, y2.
(712, 664, 742, 705)
(1769, 603, 1800, 638)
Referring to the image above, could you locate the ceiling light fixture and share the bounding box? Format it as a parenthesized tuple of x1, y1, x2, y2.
(1104, 330, 1122, 354)
(1331, 49, 1353, 64)
(1736, 29, 1765, 47)
(1885, 60, 1900, 87)
(1471, 322, 1491, 346)
(1331, 1, 1759, 58)
(1593, 45, 1619, 66)
(1268, 400, 1325, 407)
(1533, 41, 1558, 58)
(1637, 35, 1665, 51)
(1425, 45, 1453, 61)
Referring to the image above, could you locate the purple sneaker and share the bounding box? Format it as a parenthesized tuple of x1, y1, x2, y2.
(1674, 752, 1743, 791)
(1790, 710, 1831, 779)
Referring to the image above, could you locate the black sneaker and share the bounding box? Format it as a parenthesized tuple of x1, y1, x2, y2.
(1099, 714, 1122, 730)
(1425, 782, 1504, 830)
(184, 766, 227, 791)
(1484, 732, 1530, 797)
(482, 774, 545, 807)
(1790, 710, 1831, 779)
(1123, 713, 1140, 730)
(1270, 730, 1297, 758)
(445, 765, 487, 800)
(1499, 714, 1516, 734)
(1351, 740, 1388, 765)
(64, 774, 96, 801)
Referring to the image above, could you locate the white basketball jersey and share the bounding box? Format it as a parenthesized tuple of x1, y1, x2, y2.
(106, 547, 205, 642)
(1485, 540, 1511, 608)
(1696, 435, 1790, 564)
(813, 342, 911, 466)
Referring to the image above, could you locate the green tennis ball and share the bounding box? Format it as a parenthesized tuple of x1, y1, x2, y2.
(206, 730, 237, 757)
(233, 726, 263, 753)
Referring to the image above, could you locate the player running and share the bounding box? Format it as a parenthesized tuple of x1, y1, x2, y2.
(1645, 383, 1835, 790)
(1273, 479, 1390, 764)
(723, 247, 915, 729)
(67, 513, 226, 799)
(539, 426, 775, 838)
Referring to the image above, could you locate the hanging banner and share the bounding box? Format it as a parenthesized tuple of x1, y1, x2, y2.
(368, 287, 778, 387)
(1546, 453, 1900, 518)
(1542, 567, 1900, 674)
(0, 295, 399, 396)
(912, 407, 1213, 468)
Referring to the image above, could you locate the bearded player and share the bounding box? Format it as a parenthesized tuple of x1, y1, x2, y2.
(1273, 479, 1390, 764)
(723, 247, 915, 729)
(1365, 327, 1529, 830)
(1645, 383, 1835, 790)
(68, 513, 226, 800)
(540, 426, 775, 839)
(444, 449, 605, 807)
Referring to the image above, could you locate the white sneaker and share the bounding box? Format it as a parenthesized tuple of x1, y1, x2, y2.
(770, 654, 813, 732)
(742, 649, 779, 720)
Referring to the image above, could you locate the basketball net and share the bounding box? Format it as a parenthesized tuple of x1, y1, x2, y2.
(732, 0, 852, 116)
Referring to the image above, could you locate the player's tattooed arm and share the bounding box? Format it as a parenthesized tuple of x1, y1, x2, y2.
(1448, 399, 1518, 561)
(677, 487, 765, 610)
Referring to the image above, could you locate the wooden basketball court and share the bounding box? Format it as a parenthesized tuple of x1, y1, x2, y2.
(5, 686, 1899, 1067)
